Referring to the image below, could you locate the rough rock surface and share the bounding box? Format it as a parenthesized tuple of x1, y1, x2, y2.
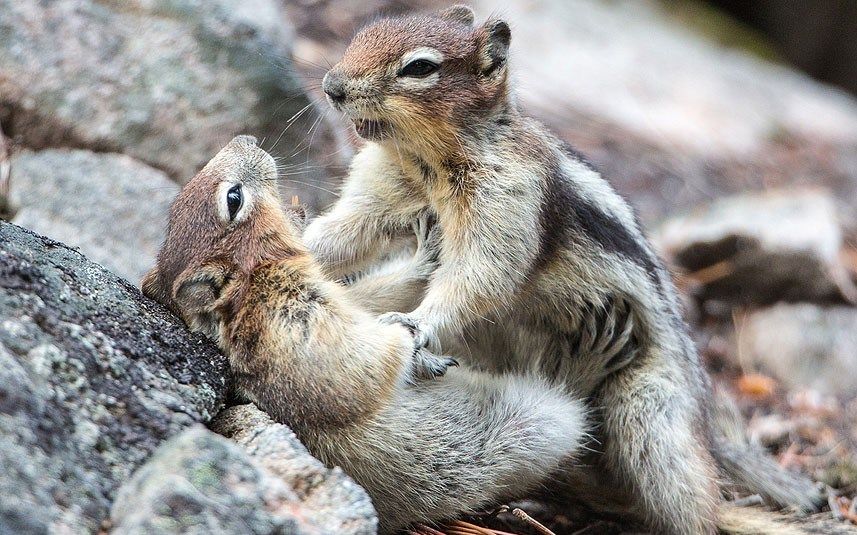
(110, 426, 329, 534)
(11, 149, 178, 283)
(211, 404, 377, 535)
(737, 303, 857, 396)
(0, 222, 228, 533)
(0, 0, 339, 206)
(657, 189, 857, 306)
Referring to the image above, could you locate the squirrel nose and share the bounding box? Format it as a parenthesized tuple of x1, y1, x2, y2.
(231, 135, 258, 147)
(322, 72, 347, 103)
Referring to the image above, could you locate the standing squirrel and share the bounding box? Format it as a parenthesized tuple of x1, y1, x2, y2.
(141, 136, 604, 534)
(303, 6, 822, 534)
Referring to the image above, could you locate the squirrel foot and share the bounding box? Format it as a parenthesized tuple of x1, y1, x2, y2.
(408, 348, 458, 383)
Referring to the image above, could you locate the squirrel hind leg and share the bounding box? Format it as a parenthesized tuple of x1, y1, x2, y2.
(598, 364, 720, 535)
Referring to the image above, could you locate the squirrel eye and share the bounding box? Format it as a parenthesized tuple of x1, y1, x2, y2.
(226, 184, 243, 221)
(399, 59, 439, 77)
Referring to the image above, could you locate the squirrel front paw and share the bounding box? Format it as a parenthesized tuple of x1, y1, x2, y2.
(378, 312, 440, 352)
(408, 348, 458, 383)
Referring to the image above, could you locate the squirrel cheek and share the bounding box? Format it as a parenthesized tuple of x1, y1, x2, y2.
(384, 95, 421, 117)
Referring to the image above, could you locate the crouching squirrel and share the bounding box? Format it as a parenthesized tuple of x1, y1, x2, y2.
(303, 6, 823, 534)
(141, 136, 607, 533)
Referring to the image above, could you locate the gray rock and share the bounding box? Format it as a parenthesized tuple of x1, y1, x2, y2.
(657, 189, 857, 306)
(211, 404, 377, 535)
(11, 149, 177, 283)
(110, 426, 322, 535)
(0, 0, 338, 206)
(736, 303, 857, 396)
(0, 222, 228, 533)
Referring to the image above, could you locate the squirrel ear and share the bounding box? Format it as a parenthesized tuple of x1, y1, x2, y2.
(478, 19, 511, 75)
(172, 266, 227, 337)
(174, 267, 225, 314)
(438, 5, 475, 26)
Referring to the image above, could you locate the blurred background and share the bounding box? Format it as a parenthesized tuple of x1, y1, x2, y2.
(2, 0, 856, 528)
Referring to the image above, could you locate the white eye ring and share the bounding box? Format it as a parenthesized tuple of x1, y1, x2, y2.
(396, 48, 444, 89)
(399, 47, 444, 71)
(217, 181, 253, 224)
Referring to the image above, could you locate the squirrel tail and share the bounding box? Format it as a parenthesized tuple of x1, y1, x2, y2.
(710, 388, 824, 513)
(717, 504, 857, 535)
(714, 440, 823, 513)
(717, 505, 812, 535)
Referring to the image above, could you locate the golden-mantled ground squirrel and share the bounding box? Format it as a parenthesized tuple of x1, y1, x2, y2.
(142, 136, 605, 534)
(303, 6, 822, 534)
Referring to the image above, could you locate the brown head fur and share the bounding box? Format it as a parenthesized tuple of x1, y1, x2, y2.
(322, 5, 512, 162)
(144, 136, 405, 430)
(141, 135, 305, 335)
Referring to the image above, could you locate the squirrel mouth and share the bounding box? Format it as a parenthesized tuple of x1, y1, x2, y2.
(353, 118, 390, 140)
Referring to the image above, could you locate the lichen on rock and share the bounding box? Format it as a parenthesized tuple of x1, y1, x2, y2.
(0, 221, 228, 533)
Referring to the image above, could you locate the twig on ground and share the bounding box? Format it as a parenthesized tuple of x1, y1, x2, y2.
(492, 505, 557, 535)
(443, 520, 497, 534)
(410, 524, 447, 535)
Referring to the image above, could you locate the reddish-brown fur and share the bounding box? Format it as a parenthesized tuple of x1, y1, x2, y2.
(141, 136, 596, 534)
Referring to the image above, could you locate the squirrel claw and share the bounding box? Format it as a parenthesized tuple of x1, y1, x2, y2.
(409, 348, 457, 383)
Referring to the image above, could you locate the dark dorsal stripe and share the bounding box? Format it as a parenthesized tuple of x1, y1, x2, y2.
(537, 146, 661, 285)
